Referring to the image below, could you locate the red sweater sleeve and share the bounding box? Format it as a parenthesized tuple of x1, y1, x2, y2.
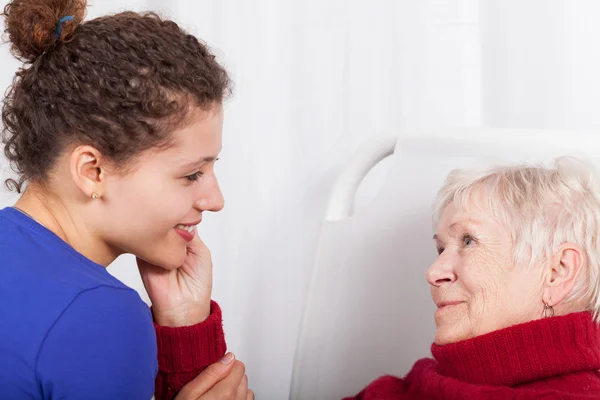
(342, 375, 405, 400)
(153, 301, 227, 400)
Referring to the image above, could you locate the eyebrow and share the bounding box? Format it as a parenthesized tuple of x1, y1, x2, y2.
(433, 219, 480, 241)
(179, 156, 218, 170)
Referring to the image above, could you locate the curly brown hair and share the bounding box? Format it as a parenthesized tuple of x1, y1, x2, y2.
(1, 0, 231, 192)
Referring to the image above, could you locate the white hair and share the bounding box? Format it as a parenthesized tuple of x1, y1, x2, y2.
(433, 157, 600, 320)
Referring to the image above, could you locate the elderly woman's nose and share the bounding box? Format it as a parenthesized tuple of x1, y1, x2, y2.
(426, 256, 457, 287)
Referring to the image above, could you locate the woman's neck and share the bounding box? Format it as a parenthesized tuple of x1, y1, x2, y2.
(15, 185, 119, 267)
(431, 311, 600, 387)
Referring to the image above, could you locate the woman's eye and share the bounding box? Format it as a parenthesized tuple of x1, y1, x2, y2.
(185, 171, 204, 182)
(437, 247, 444, 255)
(463, 234, 475, 247)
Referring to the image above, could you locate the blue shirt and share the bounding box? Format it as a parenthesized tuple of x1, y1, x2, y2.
(0, 207, 158, 399)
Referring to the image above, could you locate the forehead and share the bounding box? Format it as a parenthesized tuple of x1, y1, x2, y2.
(122, 105, 223, 174)
(170, 106, 223, 149)
(438, 203, 481, 229)
(436, 201, 506, 238)
(149, 105, 223, 164)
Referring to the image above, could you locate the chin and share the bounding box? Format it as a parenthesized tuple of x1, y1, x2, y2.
(156, 250, 187, 270)
(434, 325, 469, 345)
(140, 242, 187, 270)
(156, 258, 184, 270)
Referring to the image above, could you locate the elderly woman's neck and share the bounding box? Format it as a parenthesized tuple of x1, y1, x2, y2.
(553, 299, 591, 319)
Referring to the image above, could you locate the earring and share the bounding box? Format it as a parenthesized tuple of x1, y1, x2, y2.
(543, 302, 555, 318)
(91, 193, 98, 199)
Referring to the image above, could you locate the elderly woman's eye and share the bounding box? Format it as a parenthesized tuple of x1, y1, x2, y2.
(462, 234, 475, 247)
(437, 247, 444, 255)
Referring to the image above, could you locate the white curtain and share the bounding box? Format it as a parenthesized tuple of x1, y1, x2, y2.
(2, 1, 600, 398)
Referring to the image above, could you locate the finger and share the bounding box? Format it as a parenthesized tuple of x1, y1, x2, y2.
(247, 389, 255, 400)
(186, 226, 208, 253)
(236, 374, 248, 399)
(174, 353, 236, 399)
(207, 360, 246, 397)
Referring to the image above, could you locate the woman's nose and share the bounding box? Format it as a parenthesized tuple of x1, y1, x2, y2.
(426, 254, 457, 287)
(194, 176, 225, 212)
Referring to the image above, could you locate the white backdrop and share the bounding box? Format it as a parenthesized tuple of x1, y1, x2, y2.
(2, 1, 600, 398)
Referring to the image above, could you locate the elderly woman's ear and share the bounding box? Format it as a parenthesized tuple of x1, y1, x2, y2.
(543, 244, 584, 312)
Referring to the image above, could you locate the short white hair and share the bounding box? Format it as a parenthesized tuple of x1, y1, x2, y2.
(433, 157, 600, 320)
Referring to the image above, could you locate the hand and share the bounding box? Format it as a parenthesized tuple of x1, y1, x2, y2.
(175, 353, 255, 400)
(137, 229, 213, 327)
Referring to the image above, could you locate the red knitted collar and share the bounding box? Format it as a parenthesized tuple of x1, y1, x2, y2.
(431, 312, 600, 387)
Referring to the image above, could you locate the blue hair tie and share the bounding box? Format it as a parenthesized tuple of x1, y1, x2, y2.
(54, 15, 74, 39)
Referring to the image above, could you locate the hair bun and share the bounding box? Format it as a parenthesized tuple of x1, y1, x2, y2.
(2, 0, 87, 62)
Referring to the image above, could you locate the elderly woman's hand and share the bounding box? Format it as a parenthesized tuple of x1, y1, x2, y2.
(175, 354, 255, 400)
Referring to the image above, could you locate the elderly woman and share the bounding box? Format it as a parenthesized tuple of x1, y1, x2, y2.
(344, 157, 600, 399)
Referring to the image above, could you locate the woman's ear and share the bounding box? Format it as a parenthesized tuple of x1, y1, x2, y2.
(542, 244, 583, 307)
(69, 145, 106, 199)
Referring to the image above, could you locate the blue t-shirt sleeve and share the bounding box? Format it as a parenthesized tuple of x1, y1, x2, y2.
(35, 286, 158, 400)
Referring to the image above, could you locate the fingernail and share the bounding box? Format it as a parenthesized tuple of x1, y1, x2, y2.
(220, 352, 235, 364)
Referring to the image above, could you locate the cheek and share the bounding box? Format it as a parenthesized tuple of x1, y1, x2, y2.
(101, 175, 193, 267)
(115, 214, 188, 268)
(457, 251, 509, 332)
(132, 179, 192, 220)
(462, 250, 533, 336)
(503, 268, 545, 317)
(106, 180, 192, 240)
(462, 250, 508, 298)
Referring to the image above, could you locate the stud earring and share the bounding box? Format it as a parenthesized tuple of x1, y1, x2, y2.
(91, 193, 98, 199)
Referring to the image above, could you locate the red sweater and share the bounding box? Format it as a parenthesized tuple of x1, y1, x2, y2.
(345, 312, 600, 399)
(153, 301, 227, 400)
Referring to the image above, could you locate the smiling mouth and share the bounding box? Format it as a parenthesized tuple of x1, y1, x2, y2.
(175, 224, 195, 233)
(437, 301, 465, 309)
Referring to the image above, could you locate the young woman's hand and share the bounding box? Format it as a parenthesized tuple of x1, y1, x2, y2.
(137, 228, 212, 327)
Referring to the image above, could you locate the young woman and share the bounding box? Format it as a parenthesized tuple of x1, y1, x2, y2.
(0, 1, 251, 399)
